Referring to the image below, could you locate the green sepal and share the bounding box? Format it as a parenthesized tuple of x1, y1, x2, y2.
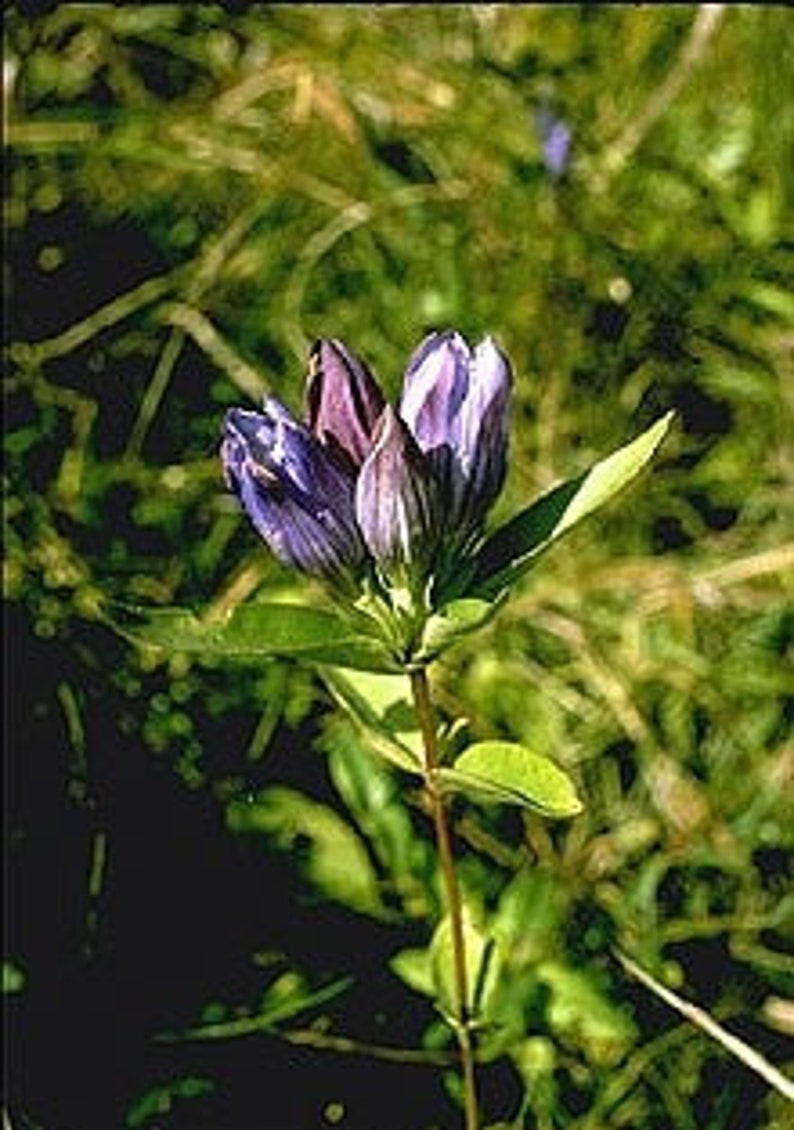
(416, 596, 504, 662)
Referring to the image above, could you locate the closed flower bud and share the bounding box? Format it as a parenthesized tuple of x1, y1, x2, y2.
(355, 405, 439, 575)
(222, 399, 364, 579)
(400, 331, 511, 534)
(306, 338, 386, 470)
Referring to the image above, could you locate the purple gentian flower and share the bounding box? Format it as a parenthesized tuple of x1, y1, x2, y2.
(355, 405, 440, 572)
(306, 338, 385, 470)
(222, 331, 511, 598)
(222, 397, 364, 579)
(400, 331, 512, 537)
(534, 108, 572, 179)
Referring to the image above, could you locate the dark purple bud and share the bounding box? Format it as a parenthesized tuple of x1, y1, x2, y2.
(534, 108, 572, 179)
(222, 398, 364, 579)
(400, 331, 511, 532)
(355, 405, 439, 573)
(306, 339, 386, 470)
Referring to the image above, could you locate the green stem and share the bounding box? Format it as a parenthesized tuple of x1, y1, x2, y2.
(409, 666, 480, 1130)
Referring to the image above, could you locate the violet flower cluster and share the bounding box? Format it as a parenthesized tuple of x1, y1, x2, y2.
(222, 332, 512, 610)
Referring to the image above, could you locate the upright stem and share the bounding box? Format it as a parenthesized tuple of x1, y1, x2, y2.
(409, 666, 480, 1130)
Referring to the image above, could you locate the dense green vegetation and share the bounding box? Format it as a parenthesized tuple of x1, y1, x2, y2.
(4, 6, 792, 1128)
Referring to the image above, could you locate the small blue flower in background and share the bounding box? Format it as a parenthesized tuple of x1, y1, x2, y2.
(221, 331, 512, 604)
(534, 107, 572, 180)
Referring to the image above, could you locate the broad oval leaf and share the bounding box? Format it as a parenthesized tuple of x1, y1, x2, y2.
(472, 412, 674, 598)
(441, 740, 582, 817)
(106, 600, 401, 673)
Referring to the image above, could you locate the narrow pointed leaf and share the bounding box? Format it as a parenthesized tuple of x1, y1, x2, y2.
(441, 740, 582, 817)
(106, 601, 400, 673)
(473, 412, 674, 598)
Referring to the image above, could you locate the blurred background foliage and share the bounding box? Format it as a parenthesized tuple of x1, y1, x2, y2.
(3, 5, 793, 1128)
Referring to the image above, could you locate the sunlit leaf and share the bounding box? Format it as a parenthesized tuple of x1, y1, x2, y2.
(430, 911, 501, 1021)
(319, 667, 422, 773)
(106, 600, 400, 673)
(473, 412, 674, 597)
(390, 946, 436, 1000)
(441, 741, 582, 817)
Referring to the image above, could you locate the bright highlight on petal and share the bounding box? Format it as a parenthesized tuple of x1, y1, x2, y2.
(401, 331, 512, 533)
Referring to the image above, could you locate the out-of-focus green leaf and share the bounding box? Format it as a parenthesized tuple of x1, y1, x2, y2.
(2, 960, 26, 994)
(390, 946, 436, 1000)
(536, 960, 638, 1067)
(226, 786, 389, 919)
(126, 1076, 214, 1128)
(473, 413, 675, 598)
(157, 975, 353, 1042)
(106, 601, 400, 673)
(323, 720, 432, 917)
(440, 741, 582, 817)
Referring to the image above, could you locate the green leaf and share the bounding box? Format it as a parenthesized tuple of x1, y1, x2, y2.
(126, 1076, 214, 1128)
(390, 946, 436, 1000)
(226, 786, 389, 919)
(319, 667, 422, 773)
(106, 600, 400, 673)
(430, 911, 501, 1021)
(417, 597, 503, 661)
(441, 741, 582, 818)
(536, 961, 638, 1067)
(2, 960, 26, 995)
(473, 412, 674, 597)
(157, 975, 353, 1042)
(323, 720, 433, 916)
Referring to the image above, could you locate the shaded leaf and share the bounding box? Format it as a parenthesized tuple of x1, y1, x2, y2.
(157, 975, 353, 1043)
(473, 412, 674, 597)
(324, 721, 433, 916)
(441, 741, 582, 817)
